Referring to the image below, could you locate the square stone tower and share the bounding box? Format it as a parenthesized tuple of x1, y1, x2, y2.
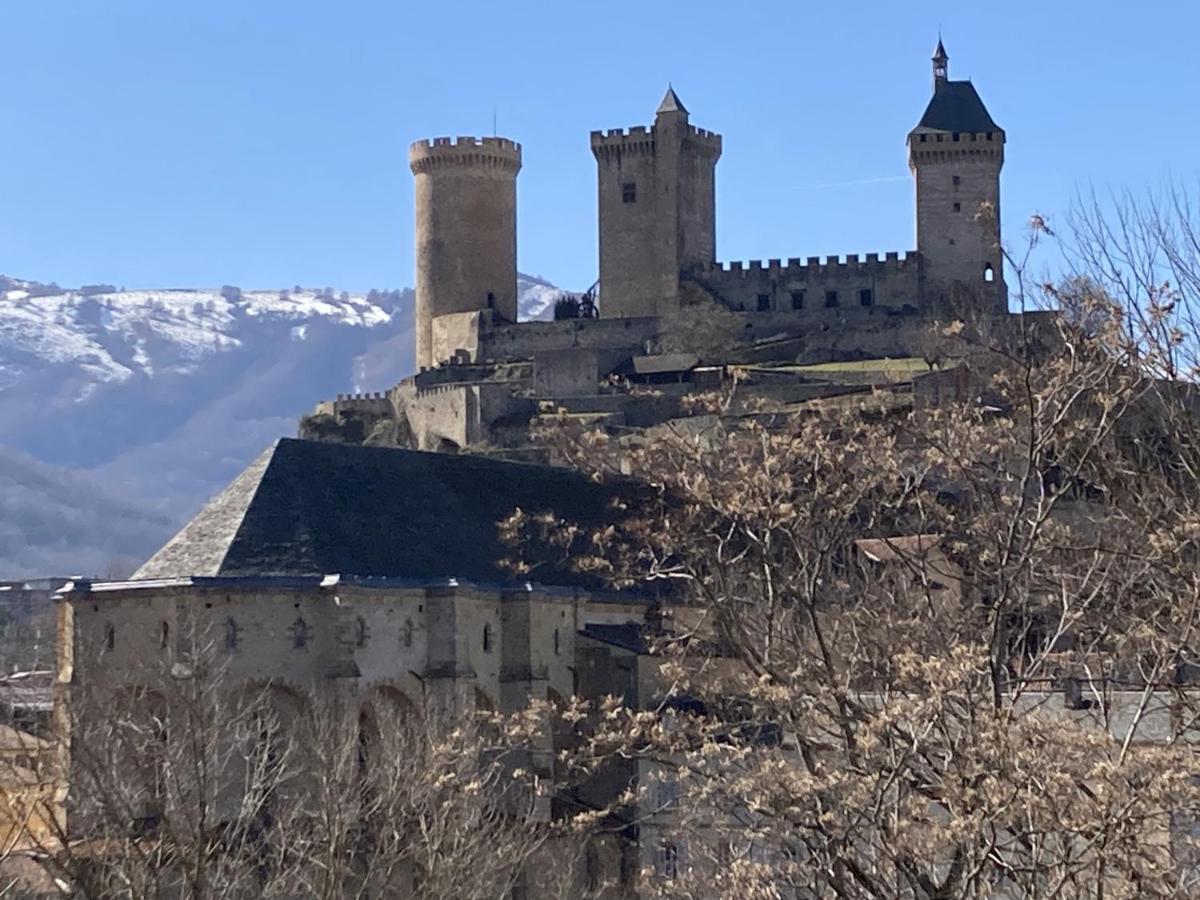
(591, 89, 722, 319)
(908, 41, 1007, 312)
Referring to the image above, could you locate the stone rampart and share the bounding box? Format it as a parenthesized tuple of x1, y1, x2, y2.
(691, 251, 923, 314)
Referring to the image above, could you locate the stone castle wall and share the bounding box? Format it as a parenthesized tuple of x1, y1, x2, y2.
(690, 251, 923, 314)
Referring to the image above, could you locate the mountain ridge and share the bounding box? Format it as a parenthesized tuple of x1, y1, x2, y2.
(0, 272, 566, 577)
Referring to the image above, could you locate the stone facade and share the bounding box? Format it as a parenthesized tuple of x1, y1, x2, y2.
(410, 137, 522, 370)
(591, 88, 721, 319)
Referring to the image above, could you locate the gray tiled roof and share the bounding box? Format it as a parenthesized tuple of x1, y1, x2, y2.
(135, 439, 637, 587)
(913, 80, 1000, 134)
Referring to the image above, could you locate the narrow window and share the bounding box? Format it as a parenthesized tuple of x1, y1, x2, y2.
(104, 623, 115, 652)
(159, 621, 170, 649)
(756, 294, 770, 312)
(402, 618, 414, 649)
(824, 290, 839, 308)
(485, 291, 495, 309)
(622, 182, 637, 203)
(355, 616, 368, 648)
(657, 842, 679, 880)
(953, 201, 961, 212)
(657, 773, 679, 809)
(790, 290, 805, 310)
(224, 618, 239, 651)
(553, 628, 560, 656)
(983, 263, 996, 283)
(859, 288, 873, 307)
(952, 175, 961, 186)
(292, 617, 308, 649)
(483, 623, 493, 653)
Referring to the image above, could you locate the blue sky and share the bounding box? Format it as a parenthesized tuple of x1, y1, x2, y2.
(2, 1, 1197, 293)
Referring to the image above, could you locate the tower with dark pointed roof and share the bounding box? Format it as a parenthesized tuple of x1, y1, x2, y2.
(908, 39, 1006, 311)
(590, 87, 722, 318)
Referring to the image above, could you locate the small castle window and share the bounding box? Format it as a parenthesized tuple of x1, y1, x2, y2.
(859, 288, 874, 307)
(486, 291, 495, 309)
(952, 175, 961, 187)
(355, 616, 368, 648)
(224, 618, 239, 651)
(553, 628, 560, 656)
(756, 294, 770, 312)
(402, 618, 414, 649)
(104, 623, 115, 652)
(952, 132, 960, 142)
(483, 623, 493, 653)
(824, 290, 839, 308)
(159, 621, 170, 650)
(292, 617, 308, 649)
(622, 182, 637, 203)
(983, 263, 996, 283)
(790, 290, 805, 310)
(656, 842, 679, 880)
(953, 202, 962, 212)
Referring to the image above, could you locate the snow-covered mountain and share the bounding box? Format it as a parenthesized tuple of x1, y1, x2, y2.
(0, 273, 566, 578)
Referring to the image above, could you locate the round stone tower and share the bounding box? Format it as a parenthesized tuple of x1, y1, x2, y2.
(409, 136, 522, 370)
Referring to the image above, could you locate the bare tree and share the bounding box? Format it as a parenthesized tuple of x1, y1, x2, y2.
(4, 629, 582, 899)
(516, 226, 1200, 896)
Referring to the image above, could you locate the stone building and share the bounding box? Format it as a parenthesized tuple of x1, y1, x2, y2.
(305, 40, 1034, 457)
(50, 439, 668, 895)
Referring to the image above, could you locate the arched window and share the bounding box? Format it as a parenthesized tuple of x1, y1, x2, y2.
(224, 618, 239, 651)
(104, 623, 115, 652)
(159, 621, 170, 650)
(292, 617, 308, 649)
(983, 262, 996, 283)
(482, 623, 493, 653)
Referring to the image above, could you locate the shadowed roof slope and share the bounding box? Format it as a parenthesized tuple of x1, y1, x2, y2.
(913, 80, 1000, 134)
(135, 439, 635, 586)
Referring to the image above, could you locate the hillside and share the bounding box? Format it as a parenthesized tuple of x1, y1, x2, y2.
(0, 273, 565, 578)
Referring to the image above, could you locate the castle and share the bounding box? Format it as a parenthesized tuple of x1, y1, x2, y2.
(16, 42, 1076, 898)
(307, 40, 1021, 456)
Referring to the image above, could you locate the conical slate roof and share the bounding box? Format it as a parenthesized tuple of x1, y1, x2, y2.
(913, 79, 1000, 134)
(135, 439, 637, 586)
(656, 85, 687, 115)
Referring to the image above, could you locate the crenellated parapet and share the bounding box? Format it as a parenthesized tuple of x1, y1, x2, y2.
(312, 392, 393, 418)
(590, 124, 721, 161)
(409, 136, 523, 176)
(695, 251, 919, 279)
(690, 251, 924, 313)
(907, 129, 1004, 168)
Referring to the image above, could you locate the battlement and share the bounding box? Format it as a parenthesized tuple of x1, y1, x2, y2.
(410, 136, 523, 174)
(312, 392, 392, 418)
(590, 123, 722, 157)
(698, 251, 918, 279)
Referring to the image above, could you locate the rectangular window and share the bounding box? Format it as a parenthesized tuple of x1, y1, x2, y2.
(953, 201, 961, 212)
(790, 290, 805, 310)
(952, 175, 961, 186)
(657, 843, 679, 880)
(859, 288, 873, 307)
(622, 182, 636, 203)
(756, 294, 770, 312)
(824, 290, 839, 308)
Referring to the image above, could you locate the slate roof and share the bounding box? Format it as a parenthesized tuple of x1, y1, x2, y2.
(135, 439, 640, 587)
(656, 86, 687, 116)
(913, 80, 1000, 134)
